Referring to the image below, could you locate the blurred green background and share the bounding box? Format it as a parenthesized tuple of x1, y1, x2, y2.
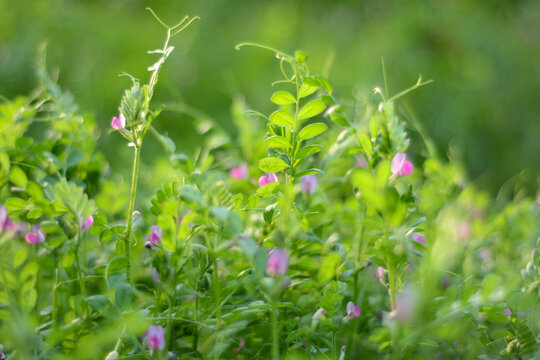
(1, 0, 539, 194)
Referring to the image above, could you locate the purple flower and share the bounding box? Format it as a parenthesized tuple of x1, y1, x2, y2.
(346, 301, 361, 319)
(504, 308, 526, 318)
(0, 205, 15, 233)
(81, 215, 94, 231)
(266, 248, 288, 276)
(0, 344, 5, 359)
(410, 233, 425, 245)
(142, 325, 165, 351)
(376, 266, 385, 283)
(111, 113, 126, 130)
(258, 173, 278, 187)
(25, 225, 45, 244)
(152, 267, 161, 285)
(391, 153, 413, 177)
(230, 162, 248, 180)
(300, 174, 318, 194)
(149, 225, 162, 245)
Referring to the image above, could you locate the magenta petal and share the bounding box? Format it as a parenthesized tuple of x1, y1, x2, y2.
(268, 173, 278, 183)
(25, 233, 37, 244)
(266, 248, 288, 276)
(144, 325, 165, 351)
(376, 267, 384, 282)
(258, 176, 269, 187)
(400, 161, 413, 176)
(410, 233, 425, 245)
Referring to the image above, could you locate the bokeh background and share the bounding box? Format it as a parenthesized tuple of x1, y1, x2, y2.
(1, 0, 540, 194)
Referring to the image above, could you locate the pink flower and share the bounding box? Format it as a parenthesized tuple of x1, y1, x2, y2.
(258, 173, 278, 187)
(25, 225, 45, 244)
(0, 206, 15, 233)
(142, 325, 165, 351)
(391, 153, 413, 177)
(266, 248, 288, 276)
(149, 225, 162, 245)
(111, 113, 126, 130)
(230, 162, 248, 180)
(80, 215, 94, 231)
(376, 266, 385, 283)
(346, 301, 361, 319)
(410, 233, 425, 245)
(300, 174, 318, 194)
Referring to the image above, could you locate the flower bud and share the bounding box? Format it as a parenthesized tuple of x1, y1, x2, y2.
(391, 153, 413, 177)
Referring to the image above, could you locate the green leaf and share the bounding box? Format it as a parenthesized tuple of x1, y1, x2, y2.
(263, 203, 277, 224)
(331, 112, 351, 127)
(264, 136, 291, 149)
(100, 229, 115, 243)
(295, 50, 307, 65)
(299, 78, 319, 98)
(115, 284, 134, 310)
(86, 295, 112, 313)
(358, 133, 373, 156)
(5, 197, 27, 210)
(298, 123, 328, 140)
(271, 91, 295, 105)
(66, 148, 83, 168)
(27, 182, 44, 201)
(259, 157, 289, 173)
(9, 166, 27, 189)
(298, 100, 326, 120)
(269, 110, 294, 127)
(255, 182, 281, 198)
(313, 75, 333, 93)
(296, 145, 324, 160)
(318, 253, 341, 282)
(295, 168, 324, 178)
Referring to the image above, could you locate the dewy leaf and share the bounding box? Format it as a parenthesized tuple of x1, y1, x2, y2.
(259, 157, 289, 173)
(269, 110, 294, 127)
(298, 123, 328, 140)
(271, 91, 296, 105)
(298, 100, 326, 120)
(264, 136, 291, 148)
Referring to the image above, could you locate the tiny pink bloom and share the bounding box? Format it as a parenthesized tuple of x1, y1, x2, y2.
(300, 174, 318, 194)
(142, 325, 165, 351)
(111, 113, 126, 130)
(81, 215, 94, 231)
(150, 225, 162, 245)
(376, 266, 385, 283)
(410, 233, 425, 245)
(266, 248, 288, 276)
(258, 173, 278, 187)
(230, 162, 248, 180)
(0, 205, 15, 233)
(503, 308, 513, 316)
(25, 225, 45, 244)
(346, 301, 361, 319)
(391, 153, 413, 177)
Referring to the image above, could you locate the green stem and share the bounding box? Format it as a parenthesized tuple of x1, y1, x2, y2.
(75, 230, 88, 315)
(125, 145, 141, 284)
(213, 232, 222, 329)
(288, 68, 301, 184)
(271, 299, 280, 360)
(387, 255, 397, 311)
(52, 250, 58, 322)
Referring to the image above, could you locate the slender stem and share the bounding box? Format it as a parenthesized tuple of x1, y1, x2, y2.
(52, 250, 58, 322)
(271, 299, 280, 360)
(387, 255, 397, 311)
(75, 230, 88, 315)
(166, 215, 179, 350)
(213, 232, 222, 329)
(125, 146, 141, 283)
(288, 67, 301, 184)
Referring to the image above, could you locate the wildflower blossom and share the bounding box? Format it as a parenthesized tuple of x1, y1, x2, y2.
(142, 325, 165, 351)
(346, 301, 361, 319)
(149, 225, 162, 245)
(391, 153, 413, 177)
(376, 266, 386, 284)
(111, 113, 126, 130)
(230, 162, 248, 180)
(266, 248, 288, 276)
(410, 233, 425, 245)
(300, 174, 318, 194)
(258, 173, 278, 187)
(25, 225, 45, 244)
(0, 206, 15, 233)
(80, 215, 94, 231)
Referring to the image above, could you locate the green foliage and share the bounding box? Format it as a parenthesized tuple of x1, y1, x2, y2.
(0, 15, 538, 360)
